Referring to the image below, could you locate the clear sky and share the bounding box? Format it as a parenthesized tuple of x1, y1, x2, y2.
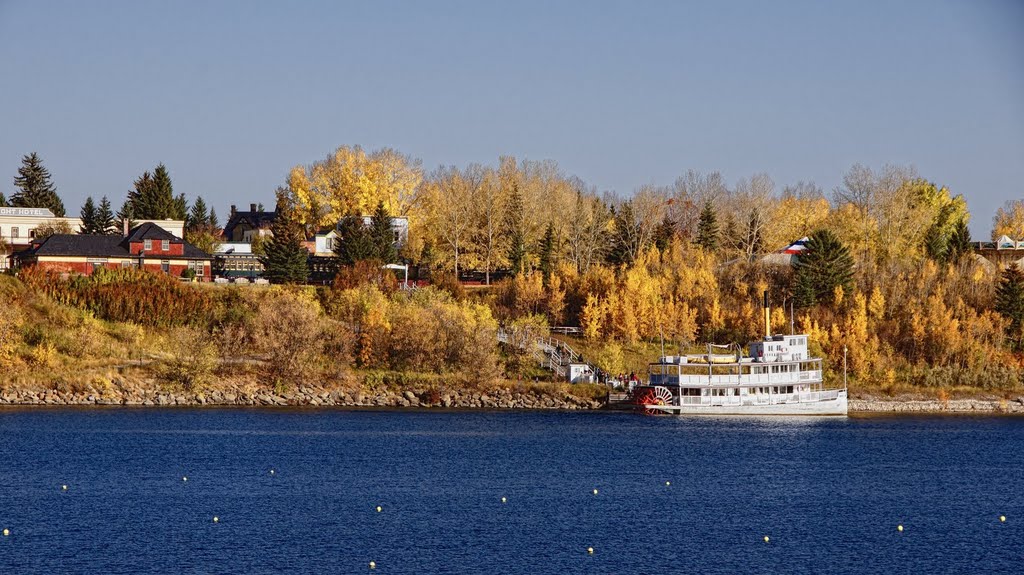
(1, 0, 1021, 236)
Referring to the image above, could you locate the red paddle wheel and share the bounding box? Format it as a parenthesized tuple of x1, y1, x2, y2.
(632, 386, 674, 415)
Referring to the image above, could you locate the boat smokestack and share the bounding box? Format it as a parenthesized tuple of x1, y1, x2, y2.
(763, 291, 770, 338)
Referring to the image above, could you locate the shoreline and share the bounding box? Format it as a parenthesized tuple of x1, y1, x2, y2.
(2, 386, 1023, 414)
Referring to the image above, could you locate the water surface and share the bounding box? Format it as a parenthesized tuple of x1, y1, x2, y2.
(0, 408, 1021, 573)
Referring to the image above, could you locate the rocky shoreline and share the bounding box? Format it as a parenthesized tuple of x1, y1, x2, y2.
(849, 397, 1024, 414)
(0, 383, 603, 410)
(3, 384, 1024, 414)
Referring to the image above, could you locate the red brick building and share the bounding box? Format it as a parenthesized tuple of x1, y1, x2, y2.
(12, 222, 212, 280)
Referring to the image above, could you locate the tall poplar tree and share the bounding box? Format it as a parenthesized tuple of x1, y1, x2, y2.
(260, 190, 309, 284)
(11, 152, 65, 216)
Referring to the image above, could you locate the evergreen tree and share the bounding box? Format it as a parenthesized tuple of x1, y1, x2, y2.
(208, 207, 219, 230)
(173, 193, 188, 221)
(368, 201, 397, 263)
(504, 184, 528, 275)
(260, 191, 309, 284)
(79, 196, 99, 234)
(96, 196, 116, 235)
(946, 218, 972, 263)
(0, 192, 6, 207)
(539, 222, 556, 285)
(117, 198, 135, 233)
(188, 196, 209, 232)
(995, 263, 1024, 351)
(11, 152, 65, 216)
(130, 163, 182, 219)
(335, 215, 376, 266)
(792, 229, 855, 308)
(923, 223, 948, 263)
(607, 202, 640, 266)
(696, 199, 719, 252)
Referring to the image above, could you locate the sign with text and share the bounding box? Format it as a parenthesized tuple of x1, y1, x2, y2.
(0, 207, 55, 217)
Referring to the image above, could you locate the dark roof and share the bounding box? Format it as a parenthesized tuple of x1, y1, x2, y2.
(17, 223, 211, 260)
(125, 222, 179, 242)
(29, 235, 125, 258)
(226, 210, 277, 229)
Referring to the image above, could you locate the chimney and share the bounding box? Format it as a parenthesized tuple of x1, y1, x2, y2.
(230, 205, 236, 217)
(123, 218, 129, 237)
(250, 203, 257, 213)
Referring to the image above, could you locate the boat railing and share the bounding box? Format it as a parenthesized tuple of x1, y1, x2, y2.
(650, 371, 823, 386)
(673, 388, 844, 406)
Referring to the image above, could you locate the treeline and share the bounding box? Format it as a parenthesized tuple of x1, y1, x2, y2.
(2, 153, 220, 254)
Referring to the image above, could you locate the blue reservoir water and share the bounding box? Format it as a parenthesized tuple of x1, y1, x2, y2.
(0, 409, 1021, 574)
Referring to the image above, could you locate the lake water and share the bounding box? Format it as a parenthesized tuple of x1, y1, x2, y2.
(0, 408, 1021, 574)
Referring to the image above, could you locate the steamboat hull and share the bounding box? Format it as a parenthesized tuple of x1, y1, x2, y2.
(643, 391, 847, 416)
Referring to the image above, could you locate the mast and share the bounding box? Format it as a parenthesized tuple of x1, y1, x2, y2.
(763, 291, 770, 338)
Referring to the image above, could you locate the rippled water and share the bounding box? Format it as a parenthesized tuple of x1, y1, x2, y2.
(0, 408, 1021, 574)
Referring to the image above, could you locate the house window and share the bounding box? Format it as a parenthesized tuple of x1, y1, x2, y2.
(121, 261, 131, 268)
(161, 240, 170, 251)
(161, 260, 169, 273)
(11, 227, 18, 239)
(144, 239, 152, 251)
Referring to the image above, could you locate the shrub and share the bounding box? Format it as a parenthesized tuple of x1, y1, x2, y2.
(160, 327, 218, 390)
(250, 289, 323, 385)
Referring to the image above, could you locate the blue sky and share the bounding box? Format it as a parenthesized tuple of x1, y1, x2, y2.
(1, 0, 1021, 236)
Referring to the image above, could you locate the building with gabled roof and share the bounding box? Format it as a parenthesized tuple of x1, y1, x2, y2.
(11, 222, 212, 280)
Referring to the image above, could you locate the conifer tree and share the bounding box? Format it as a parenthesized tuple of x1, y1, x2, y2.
(188, 197, 209, 233)
(0, 192, 6, 207)
(260, 190, 309, 284)
(923, 223, 948, 263)
(11, 152, 65, 216)
(696, 199, 719, 252)
(130, 163, 184, 220)
(335, 215, 376, 266)
(946, 218, 972, 263)
(96, 196, 116, 235)
(79, 196, 99, 234)
(369, 201, 397, 263)
(504, 184, 528, 275)
(208, 207, 219, 230)
(792, 229, 855, 308)
(995, 263, 1024, 351)
(539, 222, 556, 285)
(117, 198, 135, 233)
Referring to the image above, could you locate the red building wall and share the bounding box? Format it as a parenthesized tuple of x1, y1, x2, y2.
(30, 260, 210, 281)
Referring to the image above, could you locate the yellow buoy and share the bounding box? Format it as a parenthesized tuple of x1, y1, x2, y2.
(897, 524, 903, 532)
(587, 547, 594, 554)
(62, 485, 68, 491)
(764, 536, 769, 543)
(213, 516, 219, 523)
(1000, 515, 1006, 523)
(501, 497, 507, 504)
(2, 528, 8, 537)
(593, 489, 599, 495)
(376, 506, 382, 513)
(369, 560, 376, 569)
